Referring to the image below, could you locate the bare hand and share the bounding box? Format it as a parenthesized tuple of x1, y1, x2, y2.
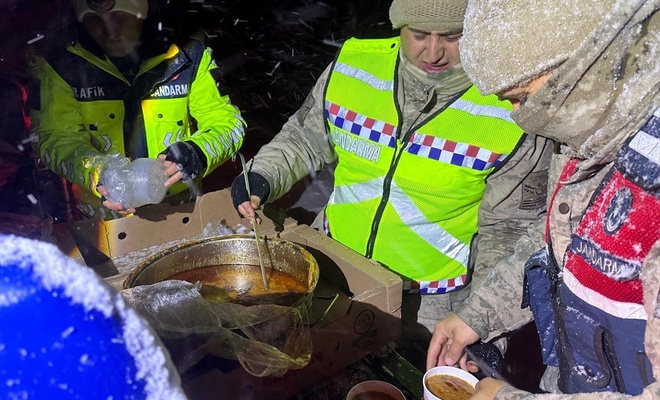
(471, 378, 508, 400)
(426, 313, 480, 370)
(237, 195, 263, 224)
(158, 154, 182, 187)
(97, 185, 136, 215)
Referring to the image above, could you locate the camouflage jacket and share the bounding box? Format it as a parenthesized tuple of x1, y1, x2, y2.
(461, 153, 660, 399)
(457, 1, 660, 397)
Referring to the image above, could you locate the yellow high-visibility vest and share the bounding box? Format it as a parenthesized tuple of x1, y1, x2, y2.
(324, 37, 524, 293)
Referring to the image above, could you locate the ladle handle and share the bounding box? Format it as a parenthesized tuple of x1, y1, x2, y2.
(236, 152, 269, 291)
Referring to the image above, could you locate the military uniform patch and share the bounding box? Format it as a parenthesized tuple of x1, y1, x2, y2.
(520, 169, 548, 210)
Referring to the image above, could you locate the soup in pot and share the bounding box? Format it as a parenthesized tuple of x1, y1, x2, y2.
(167, 264, 308, 306)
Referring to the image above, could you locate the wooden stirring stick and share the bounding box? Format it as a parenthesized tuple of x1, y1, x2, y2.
(251, 213, 269, 291)
(238, 153, 269, 291)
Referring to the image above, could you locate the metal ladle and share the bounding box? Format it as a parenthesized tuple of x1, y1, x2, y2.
(238, 153, 269, 291)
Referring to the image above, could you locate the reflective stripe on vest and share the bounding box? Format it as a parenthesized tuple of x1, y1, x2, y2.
(330, 177, 471, 264)
(326, 101, 509, 170)
(333, 62, 394, 91)
(324, 37, 524, 289)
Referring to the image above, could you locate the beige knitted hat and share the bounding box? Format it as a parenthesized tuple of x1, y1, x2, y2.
(390, 0, 468, 32)
(460, 0, 617, 95)
(72, 0, 148, 22)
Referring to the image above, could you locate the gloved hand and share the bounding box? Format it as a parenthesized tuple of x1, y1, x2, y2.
(465, 341, 504, 380)
(159, 141, 206, 184)
(230, 172, 270, 219)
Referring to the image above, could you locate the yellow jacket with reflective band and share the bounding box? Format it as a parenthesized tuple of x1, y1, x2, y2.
(324, 37, 524, 288)
(32, 34, 245, 219)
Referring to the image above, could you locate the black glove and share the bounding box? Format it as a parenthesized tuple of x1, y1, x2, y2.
(160, 141, 206, 182)
(465, 341, 503, 380)
(230, 172, 270, 216)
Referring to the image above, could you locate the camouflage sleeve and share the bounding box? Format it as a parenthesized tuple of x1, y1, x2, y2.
(485, 215, 660, 400)
(457, 216, 546, 340)
(249, 64, 337, 202)
(465, 175, 660, 400)
(470, 134, 553, 290)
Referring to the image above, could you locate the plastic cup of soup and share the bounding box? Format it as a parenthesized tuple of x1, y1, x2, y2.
(423, 366, 478, 400)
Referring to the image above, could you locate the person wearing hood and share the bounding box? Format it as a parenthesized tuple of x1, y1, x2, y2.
(30, 0, 245, 220)
(427, 0, 660, 398)
(230, 0, 552, 357)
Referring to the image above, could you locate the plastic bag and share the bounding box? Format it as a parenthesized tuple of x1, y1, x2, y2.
(121, 272, 314, 377)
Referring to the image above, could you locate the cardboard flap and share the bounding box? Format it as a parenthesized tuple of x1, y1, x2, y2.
(71, 189, 296, 263)
(279, 225, 402, 314)
(71, 200, 200, 260)
(308, 279, 352, 328)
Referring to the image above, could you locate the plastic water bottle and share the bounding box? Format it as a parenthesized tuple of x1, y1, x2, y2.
(128, 158, 168, 208)
(102, 158, 168, 209)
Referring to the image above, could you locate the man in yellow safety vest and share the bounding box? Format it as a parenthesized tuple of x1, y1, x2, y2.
(231, 0, 552, 363)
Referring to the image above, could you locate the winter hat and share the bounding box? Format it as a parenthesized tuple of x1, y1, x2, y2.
(460, 0, 617, 96)
(390, 0, 468, 32)
(72, 0, 149, 22)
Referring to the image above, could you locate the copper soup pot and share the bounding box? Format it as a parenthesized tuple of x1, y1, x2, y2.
(123, 234, 319, 306)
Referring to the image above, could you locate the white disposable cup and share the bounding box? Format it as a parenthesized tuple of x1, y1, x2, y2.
(423, 366, 478, 400)
(128, 158, 168, 208)
(346, 380, 405, 400)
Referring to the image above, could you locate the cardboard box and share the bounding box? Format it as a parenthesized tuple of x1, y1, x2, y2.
(181, 224, 402, 399)
(69, 190, 290, 283)
(70, 190, 285, 266)
(69, 189, 402, 399)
